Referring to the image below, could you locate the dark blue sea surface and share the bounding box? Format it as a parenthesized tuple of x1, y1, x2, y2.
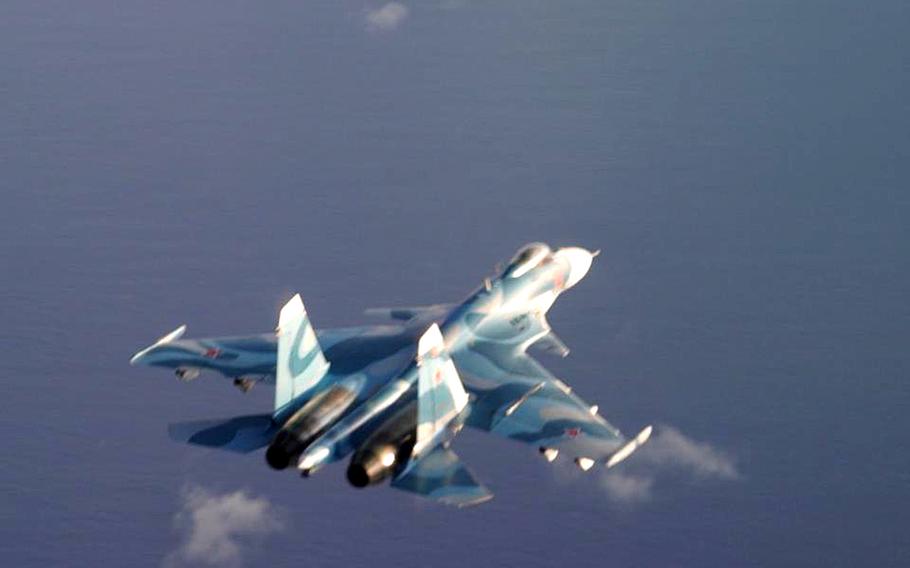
(1, 1, 908, 566)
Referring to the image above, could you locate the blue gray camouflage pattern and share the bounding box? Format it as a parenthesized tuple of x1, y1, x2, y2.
(132, 243, 652, 506)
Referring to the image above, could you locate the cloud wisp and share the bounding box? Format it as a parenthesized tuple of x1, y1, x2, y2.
(639, 425, 740, 480)
(165, 485, 284, 568)
(365, 2, 410, 32)
(601, 470, 655, 504)
(600, 425, 740, 504)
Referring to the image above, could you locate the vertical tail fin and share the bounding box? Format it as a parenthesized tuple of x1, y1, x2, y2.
(412, 324, 468, 459)
(275, 294, 330, 412)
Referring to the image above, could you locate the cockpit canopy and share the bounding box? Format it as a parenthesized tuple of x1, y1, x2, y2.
(503, 243, 551, 278)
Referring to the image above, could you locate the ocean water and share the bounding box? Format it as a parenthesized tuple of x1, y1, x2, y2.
(1, 1, 908, 566)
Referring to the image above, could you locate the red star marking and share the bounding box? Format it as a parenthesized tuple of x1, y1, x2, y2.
(554, 272, 566, 290)
(564, 427, 581, 438)
(203, 348, 221, 359)
(433, 369, 443, 385)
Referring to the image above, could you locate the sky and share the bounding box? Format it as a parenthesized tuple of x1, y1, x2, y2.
(1, 1, 908, 566)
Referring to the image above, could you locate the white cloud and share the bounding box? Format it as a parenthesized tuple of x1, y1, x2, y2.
(365, 2, 409, 32)
(601, 471, 654, 503)
(165, 485, 284, 568)
(600, 425, 740, 504)
(638, 425, 740, 480)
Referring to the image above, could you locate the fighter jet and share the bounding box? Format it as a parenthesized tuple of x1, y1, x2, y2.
(131, 243, 652, 506)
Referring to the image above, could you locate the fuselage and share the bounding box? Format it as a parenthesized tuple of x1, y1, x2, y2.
(134, 242, 652, 506)
(134, 243, 597, 478)
(285, 243, 597, 476)
(442, 243, 594, 354)
(133, 243, 593, 394)
(309, 242, 595, 414)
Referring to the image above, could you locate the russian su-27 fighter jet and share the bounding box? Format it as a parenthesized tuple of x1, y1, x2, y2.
(131, 243, 652, 506)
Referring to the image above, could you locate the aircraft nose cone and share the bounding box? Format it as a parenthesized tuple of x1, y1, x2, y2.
(555, 247, 595, 289)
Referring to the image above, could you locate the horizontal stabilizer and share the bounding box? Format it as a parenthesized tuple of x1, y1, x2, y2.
(168, 414, 277, 453)
(363, 304, 453, 322)
(391, 445, 492, 507)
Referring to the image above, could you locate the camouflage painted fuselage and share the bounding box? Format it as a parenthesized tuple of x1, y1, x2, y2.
(133, 243, 648, 506)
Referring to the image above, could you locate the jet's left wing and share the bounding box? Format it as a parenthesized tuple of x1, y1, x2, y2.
(129, 322, 410, 389)
(457, 341, 651, 470)
(129, 326, 278, 382)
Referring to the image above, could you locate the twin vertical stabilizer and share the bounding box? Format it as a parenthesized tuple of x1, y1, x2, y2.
(391, 324, 491, 506)
(275, 294, 330, 412)
(412, 324, 469, 458)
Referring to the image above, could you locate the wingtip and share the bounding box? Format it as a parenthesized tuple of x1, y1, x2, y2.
(638, 424, 653, 444)
(158, 324, 187, 344)
(129, 347, 151, 366)
(605, 424, 654, 468)
(130, 324, 187, 366)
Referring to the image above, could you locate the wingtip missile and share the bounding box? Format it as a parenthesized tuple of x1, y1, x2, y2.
(605, 425, 653, 468)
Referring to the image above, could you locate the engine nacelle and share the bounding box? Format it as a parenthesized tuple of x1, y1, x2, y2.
(346, 443, 399, 487)
(346, 403, 417, 487)
(265, 385, 357, 470)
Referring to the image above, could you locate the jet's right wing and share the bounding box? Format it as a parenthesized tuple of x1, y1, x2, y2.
(457, 341, 651, 470)
(129, 327, 278, 381)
